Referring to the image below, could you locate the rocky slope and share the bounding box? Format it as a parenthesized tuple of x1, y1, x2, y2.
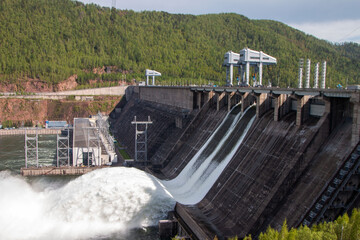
(0, 96, 119, 126)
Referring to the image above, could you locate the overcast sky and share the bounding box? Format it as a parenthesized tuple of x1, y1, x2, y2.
(80, 0, 360, 44)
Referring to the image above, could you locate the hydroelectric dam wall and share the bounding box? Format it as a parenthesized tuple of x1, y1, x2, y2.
(110, 86, 360, 239)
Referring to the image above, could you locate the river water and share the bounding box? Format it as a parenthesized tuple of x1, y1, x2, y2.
(0, 135, 168, 240)
(0, 105, 256, 240)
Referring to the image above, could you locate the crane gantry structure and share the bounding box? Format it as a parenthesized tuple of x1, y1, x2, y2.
(223, 48, 277, 87)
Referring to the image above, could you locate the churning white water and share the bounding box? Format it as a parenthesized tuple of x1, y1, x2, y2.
(0, 105, 256, 239)
(0, 168, 175, 240)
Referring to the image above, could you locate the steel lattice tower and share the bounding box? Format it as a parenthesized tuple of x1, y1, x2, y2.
(57, 128, 71, 167)
(25, 129, 39, 168)
(131, 116, 152, 165)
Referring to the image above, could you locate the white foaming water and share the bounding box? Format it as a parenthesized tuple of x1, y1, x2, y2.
(162, 106, 255, 205)
(0, 168, 175, 240)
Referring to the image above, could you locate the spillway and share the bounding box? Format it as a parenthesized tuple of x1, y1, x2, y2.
(163, 105, 256, 204)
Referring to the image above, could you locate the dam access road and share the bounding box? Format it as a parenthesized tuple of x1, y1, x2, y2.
(110, 85, 360, 239)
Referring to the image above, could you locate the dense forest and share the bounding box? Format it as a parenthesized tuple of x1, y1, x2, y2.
(0, 0, 359, 90)
(252, 209, 360, 240)
(226, 209, 360, 240)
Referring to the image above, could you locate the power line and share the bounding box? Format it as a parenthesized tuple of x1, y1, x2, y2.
(338, 25, 360, 43)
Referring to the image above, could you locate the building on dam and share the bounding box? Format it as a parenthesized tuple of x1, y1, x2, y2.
(21, 114, 117, 176)
(73, 116, 117, 167)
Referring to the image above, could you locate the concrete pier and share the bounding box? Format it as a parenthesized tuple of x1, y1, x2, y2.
(272, 92, 291, 121)
(227, 92, 235, 111)
(21, 166, 109, 176)
(295, 95, 311, 126)
(240, 92, 253, 113)
(216, 91, 225, 111)
(0, 128, 61, 135)
(254, 92, 271, 119)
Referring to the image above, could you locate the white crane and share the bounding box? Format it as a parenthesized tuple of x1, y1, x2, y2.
(223, 48, 277, 86)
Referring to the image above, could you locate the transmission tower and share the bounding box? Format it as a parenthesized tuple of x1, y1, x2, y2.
(131, 116, 152, 165)
(25, 129, 39, 168)
(56, 128, 72, 167)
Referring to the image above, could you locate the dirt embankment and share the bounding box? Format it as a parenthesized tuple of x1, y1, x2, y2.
(0, 96, 120, 125)
(0, 66, 133, 93)
(0, 75, 79, 93)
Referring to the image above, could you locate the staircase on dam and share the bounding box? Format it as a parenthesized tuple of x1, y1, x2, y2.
(262, 118, 355, 232)
(301, 143, 360, 226)
(96, 113, 117, 164)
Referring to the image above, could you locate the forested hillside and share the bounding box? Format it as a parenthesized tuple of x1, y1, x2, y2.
(0, 0, 359, 90)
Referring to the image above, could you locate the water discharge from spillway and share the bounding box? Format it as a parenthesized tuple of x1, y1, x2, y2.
(0, 104, 255, 239)
(162, 105, 256, 204)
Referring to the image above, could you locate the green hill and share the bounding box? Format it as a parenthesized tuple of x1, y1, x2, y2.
(241, 209, 360, 240)
(0, 0, 359, 89)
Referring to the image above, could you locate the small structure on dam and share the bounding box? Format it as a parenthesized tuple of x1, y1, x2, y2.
(73, 118, 102, 167)
(145, 69, 161, 86)
(21, 114, 117, 176)
(45, 120, 68, 129)
(72, 115, 117, 167)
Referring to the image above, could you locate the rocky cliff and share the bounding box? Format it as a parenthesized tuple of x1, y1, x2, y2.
(0, 96, 119, 126)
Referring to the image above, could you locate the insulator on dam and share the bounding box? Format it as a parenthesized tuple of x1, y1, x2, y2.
(298, 58, 304, 88)
(321, 61, 327, 89)
(314, 62, 319, 88)
(305, 59, 311, 88)
(298, 59, 326, 89)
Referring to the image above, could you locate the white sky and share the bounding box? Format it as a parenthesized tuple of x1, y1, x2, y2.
(79, 0, 360, 44)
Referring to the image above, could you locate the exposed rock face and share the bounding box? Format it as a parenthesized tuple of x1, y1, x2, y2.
(0, 97, 119, 125)
(0, 75, 79, 93)
(92, 66, 107, 75)
(55, 75, 78, 91)
(0, 66, 131, 93)
(0, 78, 53, 92)
(0, 98, 48, 124)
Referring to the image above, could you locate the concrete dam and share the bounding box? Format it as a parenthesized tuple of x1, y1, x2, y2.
(110, 85, 360, 239)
